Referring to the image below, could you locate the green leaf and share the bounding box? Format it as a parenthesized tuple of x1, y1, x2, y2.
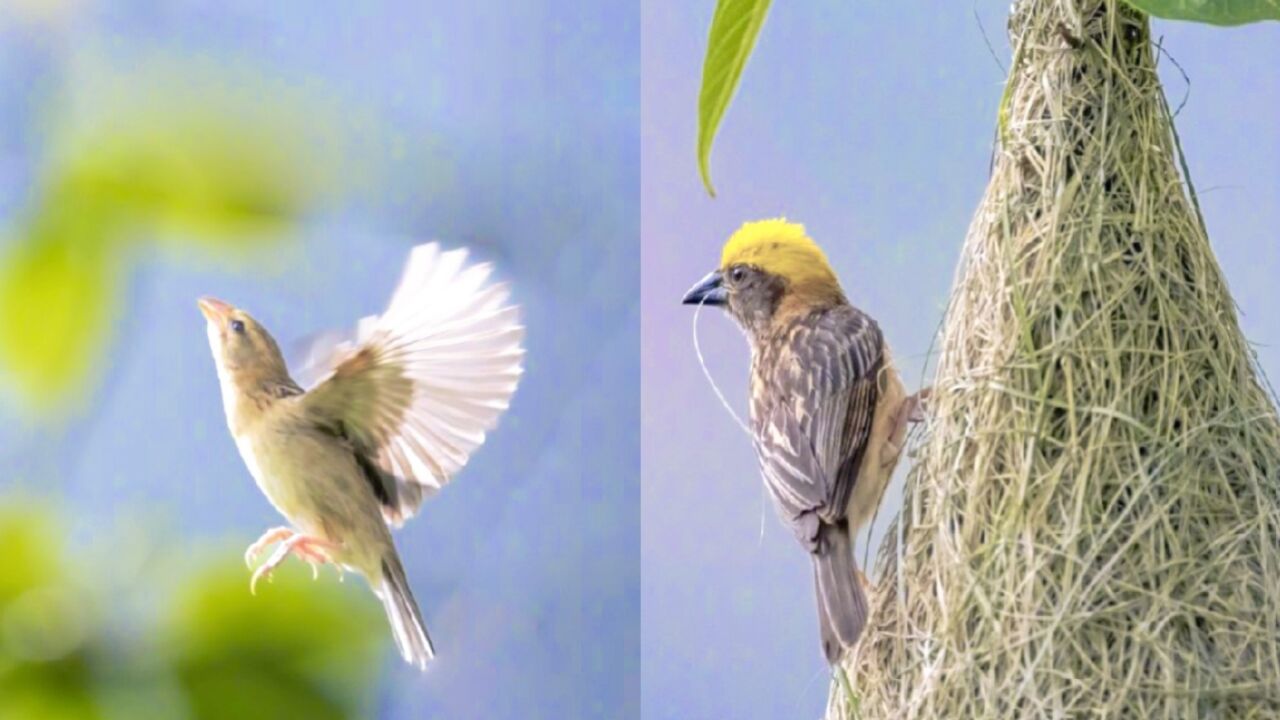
(0, 204, 123, 412)
(0, 507, 102, 720)
(53, 106, 323, 248)
(0, 72, 335, 414)
(0, 503, 386, 720)
(1123, 0, 1280, 24)
(0, 504, 66, 608)
(166, 562, 385, 719)
(697, 0, 773, 197)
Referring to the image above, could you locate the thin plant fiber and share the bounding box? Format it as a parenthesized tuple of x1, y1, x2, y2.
(832, 1, 1280, 717)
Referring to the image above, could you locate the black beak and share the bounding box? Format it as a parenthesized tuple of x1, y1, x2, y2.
(681, 270, 727, 307)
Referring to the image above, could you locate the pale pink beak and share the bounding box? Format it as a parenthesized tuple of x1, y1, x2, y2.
(198, 296, 234, 322)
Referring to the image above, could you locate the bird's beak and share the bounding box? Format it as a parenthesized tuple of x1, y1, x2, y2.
(198, 296, 233, 322)
(681, 270, 727, 307)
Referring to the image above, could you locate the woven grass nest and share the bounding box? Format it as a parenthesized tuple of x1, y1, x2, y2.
(830, 1, 1280, 717)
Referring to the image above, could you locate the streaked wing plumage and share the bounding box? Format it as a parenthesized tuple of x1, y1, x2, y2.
(752, 306, 883, 549)
(300, 243, 524, 524)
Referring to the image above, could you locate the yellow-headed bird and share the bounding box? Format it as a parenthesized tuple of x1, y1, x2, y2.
(199, 243, 524, 670)
(682, 219, 921, 664)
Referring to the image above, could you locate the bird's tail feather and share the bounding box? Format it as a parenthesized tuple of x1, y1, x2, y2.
(812, 522, 867, 665)
(379, 552, 435, 670)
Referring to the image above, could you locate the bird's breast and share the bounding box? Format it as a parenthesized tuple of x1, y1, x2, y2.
(233, 431, 268, 487)
(232, 415, 383, 545)
(234, 429, 297, 516)
(232, 421, 340, 527)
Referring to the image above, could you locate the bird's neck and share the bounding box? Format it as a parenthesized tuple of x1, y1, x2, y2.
(217, 364, 300, 436)
(746, 292, 846, 350)
(784, 281, 845, 312)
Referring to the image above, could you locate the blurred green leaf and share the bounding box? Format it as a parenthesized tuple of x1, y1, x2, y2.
(0, 204, 122, 411)
(180, 667, 348, 720)
(697, 0, 772, 197)
(0, 507, 102, 720)
(0, 64, 343, 414)
(52, 110, 322, 247)
(1123, 0, 1279, 24)
(0, 660, 102, 720)
(166, 562, 385, 720)
(0, 505, 388, 720)
(0, 505, 65, 604)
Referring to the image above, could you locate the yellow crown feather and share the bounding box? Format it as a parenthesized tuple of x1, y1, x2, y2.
(720, 218, 838, 288)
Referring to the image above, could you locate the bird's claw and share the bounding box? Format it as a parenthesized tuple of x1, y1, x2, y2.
(249, 562, 275, 595)
(245, 531, 339, 595)
(856, 568, 874, 593)
(906, 387, 932, 424)
(244, 526, 295, 569)
(880, 387, 934, 474)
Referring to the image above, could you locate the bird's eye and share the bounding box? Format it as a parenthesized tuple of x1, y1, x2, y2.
(729, 266, 748, 284)
(229, 319, 246, 334)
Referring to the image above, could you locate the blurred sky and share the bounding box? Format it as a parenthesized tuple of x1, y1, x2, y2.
(642, 4, 1280, 719)
(0, 2, 637, 719)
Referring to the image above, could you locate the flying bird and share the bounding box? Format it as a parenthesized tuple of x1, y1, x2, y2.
(199, 243, 524, 670)
(682, 219, 924, 664)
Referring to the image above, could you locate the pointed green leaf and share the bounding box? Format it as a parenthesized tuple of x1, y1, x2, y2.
(1123, 0, 1279, 24)
(697, 0, 772, 197)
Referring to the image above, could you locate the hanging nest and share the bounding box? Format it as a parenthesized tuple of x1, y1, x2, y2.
(832, 1, 1280, 717)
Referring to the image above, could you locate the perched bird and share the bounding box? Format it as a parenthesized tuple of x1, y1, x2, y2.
(682, 219, 923, 664)
(199, 242, 524, 670)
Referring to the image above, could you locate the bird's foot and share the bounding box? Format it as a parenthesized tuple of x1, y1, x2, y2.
(244, 526, 295, 569)
(880, 387, 934, 473)
(906, 387, 932, 423)
(247, 532, 341, 595)
(856, 568, 874, 593)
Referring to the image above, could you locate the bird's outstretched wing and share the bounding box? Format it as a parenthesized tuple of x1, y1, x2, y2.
(753, 306, 883, 550)
(299, 243, 524, 525)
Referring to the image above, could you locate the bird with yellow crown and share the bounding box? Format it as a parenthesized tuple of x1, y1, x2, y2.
(682, 219, 926, 664)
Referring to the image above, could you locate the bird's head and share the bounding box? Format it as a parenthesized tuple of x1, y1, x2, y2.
(682, 219, 843, 338)
(198, 296, 289, 389)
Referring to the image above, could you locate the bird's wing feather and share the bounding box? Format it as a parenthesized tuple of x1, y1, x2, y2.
(754, 307, 883, 548)
(299, 243, 524, 525)
(754, 404, 827, 551)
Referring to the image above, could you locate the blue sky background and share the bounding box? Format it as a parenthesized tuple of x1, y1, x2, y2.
(0, 2, 637, 718)
(642, 4, 1280, 719)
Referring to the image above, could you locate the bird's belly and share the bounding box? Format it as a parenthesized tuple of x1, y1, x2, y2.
(237, 433, 304, 523)
(234, 430, 349, 537)
(234, 427, 390, 578)
(848, 361, 908, 534)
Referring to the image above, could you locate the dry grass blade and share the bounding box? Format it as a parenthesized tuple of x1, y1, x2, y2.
(832, 1, 1280, 717)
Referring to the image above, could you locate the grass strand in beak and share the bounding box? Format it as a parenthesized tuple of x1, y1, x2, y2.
(692, 295, 768, 545)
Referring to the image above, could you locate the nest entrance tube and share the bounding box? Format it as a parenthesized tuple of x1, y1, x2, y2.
(836, 1, 1280, 717)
